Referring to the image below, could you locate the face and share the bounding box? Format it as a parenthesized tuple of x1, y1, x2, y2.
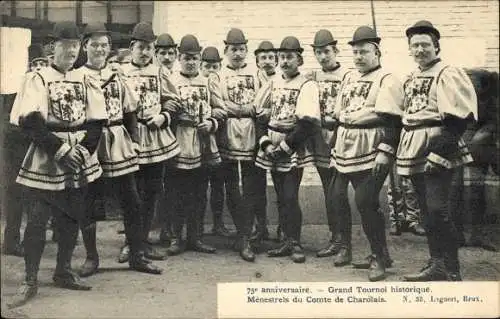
(179, 53, 201, 75)
(131, 40, 154, 66)
(256, 51, 277, 73)
(225, 44, 247, 68)
(278, 51, 300, 77)
(30, 60, 48, 72)
(201, 61, 221, 77)
(85, 35, 111, 67)
(53, 39, 81, 68)
(314, 45, 337, 69)
(409, 34, 438, 67)
(352, 42, 379, 73)
(156, 47, 177, 70)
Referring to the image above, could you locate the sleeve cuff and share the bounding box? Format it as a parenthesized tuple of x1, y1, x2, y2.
(279, 140, 293, 155)
(427, 152, 453, 169)
(74, 144, 91, 161)
(160, 111, 171, 127)
(208, 117, 218, 133)
(259, 135, 272, 150)
(54, 143, 71, 161)
(377, 143, 396, 156)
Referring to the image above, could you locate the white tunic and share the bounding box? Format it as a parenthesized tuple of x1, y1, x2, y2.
(79, 65, 140, 177)
(121, 62, 180, 164)
(168, 72, 222, 169)
(10, 66, 107, 190)
(396, 60, 477, 176)
(332, 66, 404, 173)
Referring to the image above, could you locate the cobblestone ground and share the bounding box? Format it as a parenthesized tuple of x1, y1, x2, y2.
(1, 221, 499, 319)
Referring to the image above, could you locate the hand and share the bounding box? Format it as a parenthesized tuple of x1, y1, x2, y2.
(212, 108, 227, 120)
(146, 114, 166, 129)
(322, 115, 337, 130)
(61, 147, 84, 172)
(264, 144, 275, 156)
(424, 161, 442, 174)
(197, 120, 213, 135)
(372, 152, 391, 176)
(269, 146, 287, 160)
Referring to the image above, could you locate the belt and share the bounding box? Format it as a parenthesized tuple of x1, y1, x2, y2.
(338, 122, 381, 129)
(227, 114, 254, 119)
(403, 121, 442, 131)
(106, 119, 124, 127)
(46, 124, 87, 132)
(268, 125, 293, 134)
(137, 119, 149, 125)
(177, 119, 198, 127)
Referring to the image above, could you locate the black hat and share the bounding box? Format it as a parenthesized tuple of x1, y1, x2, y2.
(178, 34, 202, 54)
(311, 29, 337, 48)
(47, 21, 80, 41)
(254, 41, 275, 55)
(155, 33, 177, 48)
(82, 23, 110, 41)
(201, 46, 223, 62)
(278, 36, 304, 54)
(406, 20, 441, 40)
(131, 22, 156, 42)
(348, 26, 381, 46)
(28, 44, 48, 63)
(224, 28, 248, 45)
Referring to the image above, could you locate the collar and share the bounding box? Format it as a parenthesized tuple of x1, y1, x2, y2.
(282, 71, 300, 81)
(322, 62, 341, 73)
(85, 63, 107, 71)
(359, 64, 381, 76)
(131, 60, 151, 68)
(226, 63, 247, 71)
(419, 58, 441, 71)
(51, 63, 73, 74)
(180, 72, 199, 78)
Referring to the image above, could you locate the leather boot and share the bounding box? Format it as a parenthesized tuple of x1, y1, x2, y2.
(389, 222, 402, 236)
(240, 236, 255, 262)
(144, 244, 167, 260)
(403, 258, 448, 281)
(78, 224, 99, 278)
(267, 239, 293, 257)
(316, 234, 342, 258)
(367, 255, 387, 281)
(117, 244, 130, 263)
(167, 238, 183, 256)
(352, 253, 393, 269)
(408, 223, 426, 236)
(333, 246, 352, 267)
(212, 212, 233, 237)
(53, 271, 92, 290)
(7, 281, 38, 309)
(159, 226, 173, 246)
(129, 251, 163, 275)
(186, 240, 216, 254)
(290, 241, 306, 263)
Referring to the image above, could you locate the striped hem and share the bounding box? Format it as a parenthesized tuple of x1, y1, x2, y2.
(396, 152, 474, 176)
(333, 151, 377, 169)
(138, 142, 180, 165)
(174, 152, 222, 169)
(255, 155, 298, 172)
(313, 155, 333, 168)
(219, 148, 256, 161)
(17, 165, 102, 191)
(101, 162, 139, 178)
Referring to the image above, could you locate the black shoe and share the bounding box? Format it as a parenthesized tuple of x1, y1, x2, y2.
(159, 228, 173, 245)
(144, 245, 168, 260)
(167, 239, 183, 255)
(117, 244, 130, 263)
(389, 223, 402, 236)
(53, 273, 92, 290)
(333, 246, 352, 267)
(186, 240, 216, 254)
(3, 242, 24, 257)
(77, 257, 99, 278)
(403, 259, 448, 281)
(130, 254, 163, 275)
(316, 240, 341, 258)
(408, 223, 426, 236)
(352, 254, 393, 269)
(368, 255, 387, 282)
(290, 242, 306, 263)
(447, 272, 462, 281)
(267, 241, 293, 257)
(7, 281, 38, 309)
(240, 238, 256, 262)
(212, 224, 233, 237)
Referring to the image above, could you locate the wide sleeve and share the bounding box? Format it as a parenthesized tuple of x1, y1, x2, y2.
(84, 74, 108, 122)
(374, 73, 404, 156)
(427, 67, 478, 163)
(207, 73, 225, 132)
(118, 73, 138, 114)
(160, 71, 180, 105)
(10, 72, 48, 127)
(280, 80, 321, 154)
(332, 72, 352, 120)
(255, 80, 273, 150)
